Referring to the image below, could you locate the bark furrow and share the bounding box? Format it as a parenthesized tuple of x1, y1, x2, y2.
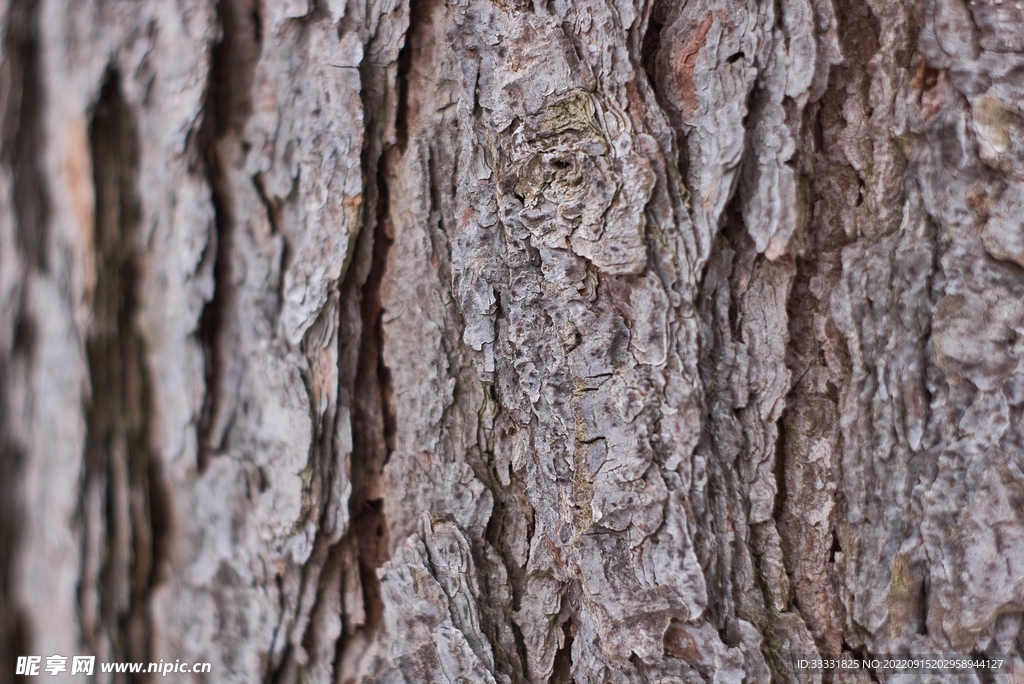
(1, 0, 1023, 682)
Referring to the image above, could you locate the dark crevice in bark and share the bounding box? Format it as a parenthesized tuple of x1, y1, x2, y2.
(509, 618, 530, 683)
(306, 132, 394, 684)
(80, 68, 167, 677)
(639, 6, 664, 92)
(0, 0, 46, 677)
(308, 0, 333, 23)
(917, 574, 930, 636)
(269, 646, 296, 684)
(272, 535, 336, 683)
(549, 618, 574, 684)
(829, 527, 842, 563)
(197, 0, 263, 468)
(0, 433, 28, 684)
(331, 23, 410, 672)
(327, 4, 423, 674)
(381, 365, 397, 461)
(918, 212, 942, 446)
(258, 44, 366, 684)
(394, 0, 425, 152)
(343, 155, 396, 642)
(638, 0, 695, 181)
(352, 500, 388, 623)
(773, 0, 880, 654)
(299, 541, 348, 680)
(694, 195, 760, 638)
(843, 641, 882, 684)
(196, 119, 232, 470)
(0, 351, 30, 684)
(328, 221, 392, 680)
(1, 0, 49, 272)
(264, 573, 288, 682)
(252, 172, 282, 236)
(771, 396, 790, 540)
(208, 0, 262, 137)
(774, 216, 838, 653)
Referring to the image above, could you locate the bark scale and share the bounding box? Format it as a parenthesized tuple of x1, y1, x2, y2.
(1, 0, 1023, 682)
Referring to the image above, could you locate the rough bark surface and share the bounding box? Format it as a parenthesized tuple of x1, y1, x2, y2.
(2, 0, 1023, 682)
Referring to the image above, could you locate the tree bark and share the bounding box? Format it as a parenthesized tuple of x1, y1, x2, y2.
(2, 0, 1024, 682)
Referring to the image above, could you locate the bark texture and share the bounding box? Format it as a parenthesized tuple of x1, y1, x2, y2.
(2, 0, 1024, 682)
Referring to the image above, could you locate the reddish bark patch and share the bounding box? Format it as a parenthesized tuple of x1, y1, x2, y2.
(663, 620, 701, 663)
(624, 79, 646, 130)
(674, 14, 714, 117)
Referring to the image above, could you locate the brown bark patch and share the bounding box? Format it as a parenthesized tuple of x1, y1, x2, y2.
(673, 13, 714, 118)
(80, 69, 167, 674)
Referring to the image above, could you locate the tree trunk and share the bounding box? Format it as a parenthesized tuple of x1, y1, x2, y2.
(2, 0, 1024, 681)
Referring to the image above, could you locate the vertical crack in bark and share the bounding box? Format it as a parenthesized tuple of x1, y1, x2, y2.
(196, 120, 231, 470)
(0, 0, 49, 272)
(335, 128, 396, 668)
(0, 436, 29, 684)
(272, 10, 406, 678)
(197, 0, 262, 468)
(353, 156, 396, 533)
(393, 6, 416, 153)
(282, 118, 393, 684)
(549, 617, 574, 683)
(0, 0, 47, 675)
(774, 0, 877, 652)
(695, 202, 757, 633)
(0, 379, 29, 684)
(770, 401, 789, 536)
(80, 69, 168, 677)
(638, 5, 664, 98)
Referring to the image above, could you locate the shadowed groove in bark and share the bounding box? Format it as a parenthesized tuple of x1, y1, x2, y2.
(639, 5, 664, 97)
(196, 120, 232, 470)
(774, 0, 884, 658)
(281, 7, 408, 678)
(350, 178, 395, 621)
(79, 68, 169, 678)
(0, 0, 49, 272)
(197, 0, 263, 469)
(0, 434, 29, 684)
(393, 1, 416, 152)
(332, 100, 398, 678)
(0, 366, 29, 684)
(550, 618, 574, 683)
(695, 200, 758, 627)
(0, 325, 33, 684)
(1, 0, 1019, 679)
(0, 0, 47, 678)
